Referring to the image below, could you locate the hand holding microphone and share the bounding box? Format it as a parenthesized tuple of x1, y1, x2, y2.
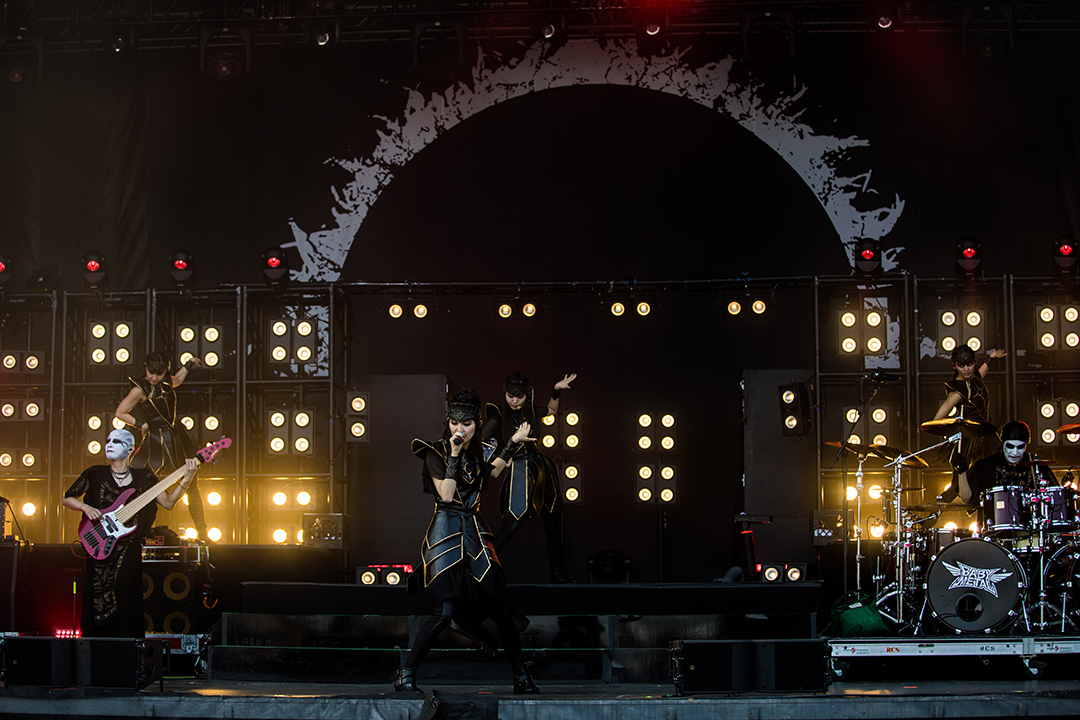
(452, 431, 465, 446)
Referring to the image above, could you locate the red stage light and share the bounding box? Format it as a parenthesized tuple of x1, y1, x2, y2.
(1060, 243, 1074, 256)
(962, 247, 977, 259)
(86, 260, 100, 272)
(0, 261, 6, 273)
(174, 259, 187, 270)
(267, 257, 281, 268)
(861, 248, 876, 260)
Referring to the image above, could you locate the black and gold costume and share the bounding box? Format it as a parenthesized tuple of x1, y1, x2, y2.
(968, 451, 1058, 501)
(128, 376, 205, 534)
(484, 397, 567, 581)
(65, 466, 158, 638)
(944, 375, 997, 464)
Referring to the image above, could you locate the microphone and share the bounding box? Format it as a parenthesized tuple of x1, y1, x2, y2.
(864, 370, 900, 383)
(452, 433, 464, 446)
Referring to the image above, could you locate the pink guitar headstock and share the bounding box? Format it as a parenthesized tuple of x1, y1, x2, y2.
(197, 437, 231, 464)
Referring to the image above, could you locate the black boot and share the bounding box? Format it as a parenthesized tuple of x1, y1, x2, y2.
(394, 666, 419, 692)
(512, 660, 540, 694)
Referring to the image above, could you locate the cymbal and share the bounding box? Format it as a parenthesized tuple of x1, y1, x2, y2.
(870, 443, 930, 468)
(1016, 459, 1056, 467)
(1057, 422, 1080, 435)
(900, 486, 925, 492)
(826, 440, 883, 458)
(921, 417, 997, 437)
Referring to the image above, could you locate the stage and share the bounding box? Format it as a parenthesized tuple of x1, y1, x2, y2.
(2, 677, 1080, 720)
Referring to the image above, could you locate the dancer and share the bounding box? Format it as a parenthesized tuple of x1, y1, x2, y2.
(63, 429, 196, 638)
(397, 389, 539, 694)
(484, 372, 576, 582)
(931, 345, 1006, 501)
(115, 352, 207, 540)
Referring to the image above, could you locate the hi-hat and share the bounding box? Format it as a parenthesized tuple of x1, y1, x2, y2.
(921, 417, 997, 437)
(870, 443, 930, 468)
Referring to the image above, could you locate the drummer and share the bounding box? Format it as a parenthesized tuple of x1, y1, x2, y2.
(953, 420, 1057, 506)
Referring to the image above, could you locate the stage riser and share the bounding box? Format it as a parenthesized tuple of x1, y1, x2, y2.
(209, 646, 604, 684)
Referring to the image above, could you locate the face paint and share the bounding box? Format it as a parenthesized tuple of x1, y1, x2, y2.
(1003, 440, 1027, 465)
(105, 429, 135, 460)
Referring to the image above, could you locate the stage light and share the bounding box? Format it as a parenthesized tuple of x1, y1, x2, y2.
(269, 437, 285, 453)
(385, 570, 402, 585)
(638, 488, 652, 502)
(262, 247, 289, 289)
(0, 254, 9, 291)
(785, 564, 805, 582)
(204, 415, 219, 432)
(310, 23, 333, 46)
(388, 303, 404, 319)
(779, 382, 812, 436)
(523, 303, 538, 317)
(168, 249, 196, 289)
(968, 521, 980, 533)
(21, 501, 36, 517)
(956, 236, 982, 278)
(297, 491, 312, 506)
(1, 403, 13, 418)
(1052, 235, 1078, 277)
(855, 239, 882, 277)
(762, 564, 782, 582)
(846, 486, 858, 502)
(658, 463, 677, 504)
(566, 412, 579, 426)
(727, 301, 742, 315)
(636, 464, 656, 503)
(639, 414, 652, 427)
(542, 435, 556, 449)
(868, 484, 883, 500)
(273, 528, 287, 543)
(1, 355, 13, 370)
(944, 521, 958, 531)
(565, 434, 579, 448)
(207, 491, 222, 506)
(81, 250, 108, 290)
(873, 5, 897, 31)
(347, 391, 370, 443)
(0, 452, 10, 467)
(208, 527, 223, 542)
(751, 300, 765, 315)
(498, 304, 513, 318)
(611, 302, 626, 317)
(869, 523, 885, 539)
(638, 436, 651, 450)
(21, 452, 35, 467)
(87, 440, 101, 455)
(359, 569, 378, 585)
(413, 303, 428, 319)
(272, 491, 288, 507)
(637, 302, 651, 317)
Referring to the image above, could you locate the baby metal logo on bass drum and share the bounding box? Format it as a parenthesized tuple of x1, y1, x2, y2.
(942, 561, 1014, 598)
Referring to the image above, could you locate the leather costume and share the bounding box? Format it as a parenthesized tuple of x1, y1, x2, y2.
(485, 398, 559, 520)
(65, 466, 159, 638)
(127, 375, 206, 534)
(410, 437, 501, 601)
(944, 375, 997, 464)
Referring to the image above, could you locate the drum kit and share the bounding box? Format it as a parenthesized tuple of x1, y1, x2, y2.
(831, 417, 1080, 635)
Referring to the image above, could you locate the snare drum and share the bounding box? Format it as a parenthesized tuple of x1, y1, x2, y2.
(982, 486, 1028, 536)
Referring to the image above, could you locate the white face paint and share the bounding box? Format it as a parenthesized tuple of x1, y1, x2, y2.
(1003, 440, 1027, 465)
(105, 429, 134, 460)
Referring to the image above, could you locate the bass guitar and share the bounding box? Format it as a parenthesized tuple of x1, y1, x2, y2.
(78, 437, 231, 560)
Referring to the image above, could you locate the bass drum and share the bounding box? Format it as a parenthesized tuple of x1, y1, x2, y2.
(1042, 542, 1080, 631)
(925, 538, 1026, 633)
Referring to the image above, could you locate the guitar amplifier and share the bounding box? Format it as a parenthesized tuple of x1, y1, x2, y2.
(2, 637, 73, 686)
(143, 562, 210, 635)
(74, 637, 167, 689)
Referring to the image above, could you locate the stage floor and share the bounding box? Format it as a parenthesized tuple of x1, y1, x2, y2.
(3, 677, 1080, 720)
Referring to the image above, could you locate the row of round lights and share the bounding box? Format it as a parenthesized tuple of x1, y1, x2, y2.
(90, 322, 133, 364)
(273, 528, 306, 544)
(610, 301, 651, 317)
(270, 319, 315, 362)
(271, 490, 315, 507)
(269, 411, 312, 453)
(1, 401, 40, 418)
(637, 465, 677, 503)
(840, 310, 884, 354)
(781, 389, 801, 431)
(939, 309, 983, 353)
(727, 300, 767, 316)
(0, 451, 38, 468)
(388, 302, 428, 319)
(86, 415, 128, 455)
(1037, 306, 1080, 349)
(637, 413, 676, 450)
(180, 414, 222, 433)
(498, 302, 538, 318)
(359, 568, 405, 585)
(349, 395, 367, 440)
(178, 325, 222, 367)
(845, 407, 888, 447)
(1039, 402, 1080, 444)
(563, 464, 580, 502)
(1, 354, 39, 370)
(539, 412, 580, 449)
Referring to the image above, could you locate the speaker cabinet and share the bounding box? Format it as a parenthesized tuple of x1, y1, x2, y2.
(2, 637, 72, 686)
(754, 639, 827, 692)
(74, 637, 167, 689)
(672, 639, 753, 693)
(142, 562, 209, 635)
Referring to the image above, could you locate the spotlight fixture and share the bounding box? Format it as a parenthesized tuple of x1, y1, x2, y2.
(200, 27, 251, 81)
(81, 250, 108, 291)
(854, 238, 882, 277)
(872, 5, 898, 31)
(956, 236, 982, 279)
(639, 14, 666, 39)
(346, 391, 370, 443)
(169, 249, 196, 289)
(308, 22, 334, 46)
(1053, 235, 1077, 277)
(779, 382, 812, 437)
(0, 254, 10, 292)
(262, 247, 289, 289)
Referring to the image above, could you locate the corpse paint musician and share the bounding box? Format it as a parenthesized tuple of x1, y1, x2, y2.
(954, 420, 1058, 514)
(62, 429, 196, 638)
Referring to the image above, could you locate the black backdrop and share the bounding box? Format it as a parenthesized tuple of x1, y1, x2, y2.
(2, 30, 1080, 582)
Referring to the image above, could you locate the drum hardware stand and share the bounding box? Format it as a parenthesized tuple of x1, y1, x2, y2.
(1025, 467, 1069, 632)
(875, 434, 957, 629)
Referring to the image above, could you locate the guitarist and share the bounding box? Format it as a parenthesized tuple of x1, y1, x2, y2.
(63, 428, 196, 638)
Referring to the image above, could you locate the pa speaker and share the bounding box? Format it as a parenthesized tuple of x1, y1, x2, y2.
(671, 640, 753, 694)
(754, 639, 827, 692)
(2, 637, 72, 686)
(74, 637, 167, 689)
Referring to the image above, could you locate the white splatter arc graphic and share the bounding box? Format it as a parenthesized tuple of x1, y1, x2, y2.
(288, 39, 905, 281)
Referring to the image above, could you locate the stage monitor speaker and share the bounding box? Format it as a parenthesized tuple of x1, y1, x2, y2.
(754, 638, 827, 692)
(2, 637, 73, 686)
(671, 639, 753, 694)
(74, 637, 167, 689)
(0, 540, 19, 631)
(143, 562, 210, 635)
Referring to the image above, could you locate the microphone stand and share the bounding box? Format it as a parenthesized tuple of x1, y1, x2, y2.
(829, 375, 888, 596)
